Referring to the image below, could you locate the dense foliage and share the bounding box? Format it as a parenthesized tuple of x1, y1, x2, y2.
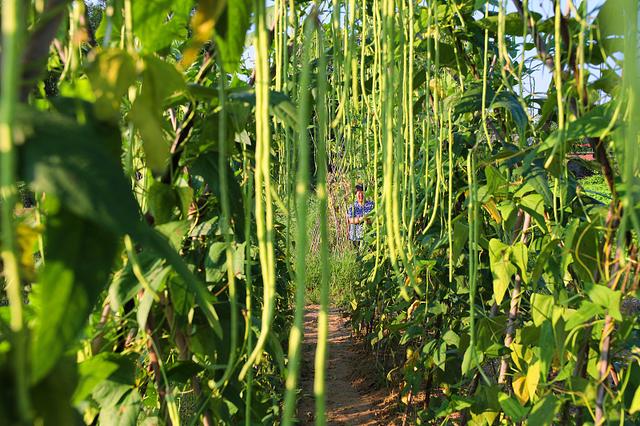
(0, 0, 638, 425)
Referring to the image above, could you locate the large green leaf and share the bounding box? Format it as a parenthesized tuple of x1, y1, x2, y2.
(564, 301, 603, 330)
(87, 49, 136, 121)
(475, 12, 542, 36)
(518, 193, 548, 233)
(19, 106, 222, 337)
(98, 389, 141, 426)
(31, 357, 82, 426)
(527, 394, 560, 425)
(183, 85, 299, 129)
(129, 56, 186, 173)
(73, 353, 136, 404)
(488, 239, 516, 305)
(19, 107, 140, 235)
(586, 284, 622, 321)
(510, 242, 529, 283)
(214, 0, 253, 72)
(30, 208, 119, 383)
(191, 153, 245, 238)
(498, 392, 529, 422)
(530, 293, 554, 327)
(538, 103, 616, 154)
(447, 86, 528, 134)
(132, 0, 191, 52)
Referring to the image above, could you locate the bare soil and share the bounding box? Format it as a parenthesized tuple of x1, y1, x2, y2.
(297, 305, 401, 425)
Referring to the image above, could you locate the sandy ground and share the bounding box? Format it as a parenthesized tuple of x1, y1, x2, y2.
(297, 305, 401, 426)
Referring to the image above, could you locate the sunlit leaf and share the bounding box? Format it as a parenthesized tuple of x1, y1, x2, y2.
(488, 239, 516, 305)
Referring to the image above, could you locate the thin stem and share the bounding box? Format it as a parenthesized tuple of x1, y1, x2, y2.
(0, 0, 30, 421)
(314, 18, 330, 426)
(282, 14, 315, 425)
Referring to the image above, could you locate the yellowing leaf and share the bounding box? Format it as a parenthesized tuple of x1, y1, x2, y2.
(526, 361, 541, 402)
(88, 49, 136, 121)
(630, 385, 640, 414)
(181, 0, 227, 68)
(16, 222, 43, 281)
(483, 198, 502, 223)
(510, 343, 525, 371)
(513, 374, 529, 404)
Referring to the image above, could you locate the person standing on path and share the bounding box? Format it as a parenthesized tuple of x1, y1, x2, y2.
(346, 183, 374, 248)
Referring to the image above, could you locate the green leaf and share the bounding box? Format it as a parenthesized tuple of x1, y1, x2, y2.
(73, 353, 133, 404)
(19, 107, 141, 236)
(510, 242, 528, 283)
(485, 165, 510, 199)
(91, 354, 137, 409)
(156, 220, 190, 250)
(191, 153, 245, 238)
(451, 219, 469, 262)
(475, 12, 542, 36)
(434, 341, 447, 371)
(229, 88, 299, 129)
(137, 265, 170, 330)
(148, 181, 180, 225)
(447, 86, 527, 134)
(629, 383, 640, 414)
(518, 193, 548, 233)
(539, 320, 555, 379)
(31, 357, 82, 425)
(527, 394, 560, 425)
(87, 49, 136, 121)
(141, 229, 223, 337)
(434, 395, 473, 418)
(214, 0, 253, 72)
(586, 284, 622, 321)
(461, 345, 484, 376)
(566, 220, 601, 284)
(98, 389, 141, 426)
(596, 0, 628, 38)
(129, 57, 186, 173)
(490, 91, 528, 135)
(30, 208, 119, 383)
(498, 392, 529, 421)
(133, 0, 191, 52)
(530, 238, 559, 285)
(530, 293, 554, 327)
(442, 330, 460, 347)
(525, 360, 541, 401)
(488, 239, 517, 305)
(564, 301, 603, 330)
(19, 106, 222, 339)
(206, 242, 228, 283)
(95, 4, 123, 43)
(539, 103, 615, 154)
(109, 256, 163, 312)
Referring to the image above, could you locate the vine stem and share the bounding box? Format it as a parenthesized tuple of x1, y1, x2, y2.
(215, 57, 239, 389)
(314, 17, 330, 426)
(0, 0, 31, 421)
(282, 13, 315, 425)
(239, 0, 275, 381)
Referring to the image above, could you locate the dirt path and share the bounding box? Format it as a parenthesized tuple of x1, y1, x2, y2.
(297, 305, 398, 425)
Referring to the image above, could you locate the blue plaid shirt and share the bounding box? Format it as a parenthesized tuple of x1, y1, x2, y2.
(347, 200, 374, 241)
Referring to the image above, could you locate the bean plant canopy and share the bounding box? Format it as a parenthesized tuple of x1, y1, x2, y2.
(0, 0, 639, 424)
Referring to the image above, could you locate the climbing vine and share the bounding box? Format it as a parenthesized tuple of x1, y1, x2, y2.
(0, 0, 638, 425)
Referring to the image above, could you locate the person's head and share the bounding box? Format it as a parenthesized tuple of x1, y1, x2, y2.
(355, 183, 364, 204)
